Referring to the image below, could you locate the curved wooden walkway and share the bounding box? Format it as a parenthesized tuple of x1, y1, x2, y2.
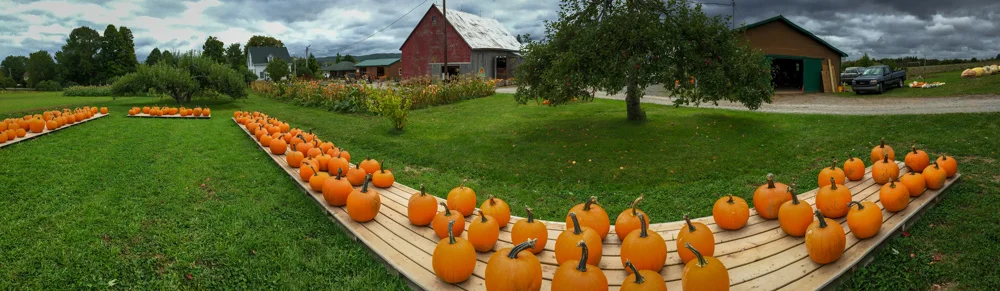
(233, 118, 960, 290)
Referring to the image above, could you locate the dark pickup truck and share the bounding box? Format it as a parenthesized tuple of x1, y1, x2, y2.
(840, 67, 865, 85)
(851, 65, 906, 94)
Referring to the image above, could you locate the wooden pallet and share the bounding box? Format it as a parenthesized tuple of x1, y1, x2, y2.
(232, 118, 960, 290)
(0, 113, 109, 149)
(127, 113, 211, 119)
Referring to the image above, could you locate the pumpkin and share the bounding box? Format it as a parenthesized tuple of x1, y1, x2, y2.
(484, 239, 542, 291)
(872, 154, 900, 185)
(338, 148, 352, 163)
(805, 210, 845, 264)
(0, 131, 6, 144)
(202, 108, 211, 116)
(346, 175, 380, 222)
(512, 207, 548, 254)
(307, 144, 323, 158)
(922, 162, 947, 190)
(433, 220, 476, 283)
(269, 136, 288, 155)
(870, 137, 895, 163)
(620, 213, 666, 273)
(615, 195, 648, 241)
(346, 164, 367, 186)
(407, 185, 437, 226)
(621, 260, 668, 291)
(936, 155, 958, 178)
(319, 141, 334, 153)
(372, 161, 395, 188)
(552, 241, 608, 291)
(315, 153, 333, 171)
(308, 165, 330, 192)
(778, 185, 814, 237)
(556, 212, 603, 265)
(45, 119, 58, 131)
(299, 162, 317, 182)
(677, 214, 715, 264)
(565, 196, 611, 239)
(4, 129, 15, 140)
(446, 181, 477, 217)
(480, 194, 511, 228)
(817, 159, 845, 187)
(816, 177, 852, 218)
(142, 106, 150, 114)
(28, 117, 45, 133)
(899, 169, 926, 197)
(192, 107, 203, 116)
(322, 169, 353, 206)
(753, 173, 790, 220)
(100, 107, 108, 114)
(260, 132, 273, 147)
(880, 178, 910, 213)
(432, 202, 466, 239)
(846, 201, 882, 239)
(14, 128, 25, 138)
(359, 157, 380, 174)
(468, 210, 500, 252)
(681, 242, 730, 291)
(843, 154, 866, 181)
(712, 194, 749, 230)
(327, 153, 349, 176)
(904, 146, 930, 172)
(286, 149, 304, 168)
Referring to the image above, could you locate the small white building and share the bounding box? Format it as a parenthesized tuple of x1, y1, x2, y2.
(246, 47, 293, 80)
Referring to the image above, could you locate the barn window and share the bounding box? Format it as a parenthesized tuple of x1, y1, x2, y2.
(432, 16, 437, 25)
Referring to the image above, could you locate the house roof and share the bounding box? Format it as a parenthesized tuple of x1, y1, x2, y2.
(247, 47, 292, 64)
(354, 58, 400, 67)
(738, 15, 848, 58)
(400, 5, 521, 52)
(320, 61, 356, 72)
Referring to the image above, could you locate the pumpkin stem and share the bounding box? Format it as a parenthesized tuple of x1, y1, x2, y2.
(479, 210, 488, 223)
(638, 213, 649, 238)
(848, 201, 863, 211)
(830, 158, 837, 170)
(788, 185, 799, 205)
(933, 161, 940, 169)
(506, 238, 537, 259)
(361, 174, 372, 193)
(380, 160, 386, 173)
(440, 202, 452, 217)
(419, 184, 426, 196)
(880, 137, 886, 148)
(883, 153, 889, 163)
(889, 177, 897, 188)
(814, 210, 827, 228)
(685, 242, 709, 268)
(525, 207, 534, 223)
(941, 155, 948, 161)
(766, 173, 776, 188)
(630, 194, 644, 216)
(583, 196, 598, 211)
(460, 178, 467, 188)
(625, 260, 645, 284)
(447, 220, 457, 244)
(726, 194, 734, 204)
(336, 168, 343, 180)
(829, 177, 837, 190)
(569, 212, 583, 235)
(684, 213, 695, 232)
(488, 194, 496, 206)
(309, 165, 318, 177)
(912, 145, 918, 154)
(576, 240, 589, 272)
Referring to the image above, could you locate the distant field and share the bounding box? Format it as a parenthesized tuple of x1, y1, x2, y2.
(908, 60, 1000, 76)
(837, 69, 1000, 98)
(0, 92, 121, 117)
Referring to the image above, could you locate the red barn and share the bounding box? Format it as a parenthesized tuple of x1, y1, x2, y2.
(400, 4, 521, 80)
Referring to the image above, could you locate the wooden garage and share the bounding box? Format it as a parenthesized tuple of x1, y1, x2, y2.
(738, 15, 848, 93)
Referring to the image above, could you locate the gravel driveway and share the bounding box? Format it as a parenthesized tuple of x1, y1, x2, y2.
(495, 87, 1000, 115)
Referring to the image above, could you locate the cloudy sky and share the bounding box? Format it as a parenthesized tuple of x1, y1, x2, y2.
(1, 0, 998, 62)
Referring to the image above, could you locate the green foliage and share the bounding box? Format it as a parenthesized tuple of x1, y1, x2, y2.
(160, 50, 177, 66)
(27, 50, 58, 88)
(240, 67, 258, 84)
(265, 57, 290, 81)
(113, 56, 247, 104)
(366, 87, 412, 130)
(1, 55, 29, 87)
(0, 71, 16, 89)
(294, 57, 312, 78)
(515, 0, 773, 121)
(56, 26, 102, 85)
(203, 36, 226, 64)
(117, 26, 139, 74)
(63, 85, 112, 96)
(308, 54, 320, 77)
(244, 35, 284, 55)
(854, 53, 876, 67)
(97, 25, 125, 82)
(225, 43, 244, 70)
(341, 54, 357, 63)
(35, 80, 62, 91)
(145, 48, 162, 65)
(334, 52, 342, 63)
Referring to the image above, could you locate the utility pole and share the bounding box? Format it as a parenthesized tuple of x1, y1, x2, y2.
(443, 0, 448, 80)
(305, 45, 311, 77)
(702, 0, 736, 29)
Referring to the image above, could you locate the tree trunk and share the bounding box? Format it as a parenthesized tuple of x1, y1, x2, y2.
(625, 80, 646, 121)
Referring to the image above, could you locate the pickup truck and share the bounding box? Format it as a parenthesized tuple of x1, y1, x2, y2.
(840, 67, 864, 85)
(851, 65, 906, 94)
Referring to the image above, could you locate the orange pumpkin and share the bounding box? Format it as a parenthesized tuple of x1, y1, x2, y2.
(753, 173, 790, 220)
(615, 195, 648, 241)
(480, 194, 511, 228)
(192, 107, 203, 116)
(512, 207, 548, 254)
(712, 194, 749, 230)
(299, 162, 317, 182)
(870, 137, 895, 163)
(551, 241, 608, 291)
(407, 185, 438, 226)
(359, 157, 380, 174)
(269, 136, 288, 155)
(321, 169, 353, 206)
(346, 175, 380, 222)
(556, 212, 602, 266)
(904, 146, 930, 172)
(432, 202, 465, 239)
(880, 178, 910, 213)
(844, 154, 866, 181)
(778, 185, 814, 237)
(286, 149, 304, 168)
(468, 210, 500, 252)
(818, 159, 846, 187)
(621, 260, 668, 291)
(338, 148, 352, 163)
(346, 164, 367, 186)
(432, 220, 476, 283)
(899, 169, 926, 197)
(677, 214, 714, 264)
(308, 166, 330, 192)
(484, 239, 542, 291)
(45, 119, 58, 130)
(372, 162, 395, 188)
(0, 131, 7, 144)
(565, 196, 610, 239)
(922, 162, 947, 190)
(935, 155, 958, 178)
(805, 210, 846, 264)
(446, 181, 477, 217)
(816, 177, 852, 218)
(846, 201, 882, 239)
(872, 154, 900, 185)
(327, 153, 349, 176)
(14, 128, 25, 138)
(620, 213, 666, 273)
(681, 242, 730, 291)
(28, 117, 45, 133)
(100, 107, 108, 114)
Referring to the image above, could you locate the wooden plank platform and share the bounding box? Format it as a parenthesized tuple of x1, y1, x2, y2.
(232, 118, 960, 290)
(0, 113, 109, 149)
(127, 113, 211, 119)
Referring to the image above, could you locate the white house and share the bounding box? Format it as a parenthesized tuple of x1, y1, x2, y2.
(246, 47, 293, 80)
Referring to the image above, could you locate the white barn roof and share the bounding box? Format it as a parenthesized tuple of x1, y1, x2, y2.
(433, 6, 521, 51)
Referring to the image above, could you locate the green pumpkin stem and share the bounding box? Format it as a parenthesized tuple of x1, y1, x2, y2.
(625, 260, 645, 284)
(479, 210, 488, 223)
(829, 177, 837, 190)
(631, 194, 644, 216)
(569, 212, 583, 235)
(360, 174, 372, 193)
(684, 213, 695, 232)
(380, 160, 386, 173)
(576, 240, 589, 272)
(525, 207, 534, 223)
(419, 184, 426, 196)
(848, 201, 863, 211)
(814, 210, 827, 228)
(447, 220, 457, 244)
(685, 242, 709, 268)
(583, 196, 598, 211)
(766, 173, 776, 188)
(506, 239, 536, 259)
(638, 213, 649, 238)
(890, 177, 897, 188)
(336, 168, 343, 180)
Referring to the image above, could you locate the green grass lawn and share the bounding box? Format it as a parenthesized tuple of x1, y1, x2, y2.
(0, 91, 125, 116)
(836, 69, 1000, 98)
(1, 92, 998, 289)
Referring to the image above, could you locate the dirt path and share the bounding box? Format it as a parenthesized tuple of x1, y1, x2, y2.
(495, 87, 1000, 115)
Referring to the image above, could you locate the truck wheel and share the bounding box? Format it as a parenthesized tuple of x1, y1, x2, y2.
(898, 79, 903, 88)
(878, 84, 884, 94)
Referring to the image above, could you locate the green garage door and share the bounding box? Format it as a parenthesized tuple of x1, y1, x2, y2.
(802, 58, 821, 93)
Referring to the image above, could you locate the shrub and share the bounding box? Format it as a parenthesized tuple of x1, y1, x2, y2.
(63, 86, 112, 96)
(35, 80, 62, 91)
(113, 60, 247, 103)
(367, 87, 412, 130)
(0, 72, 15, 89)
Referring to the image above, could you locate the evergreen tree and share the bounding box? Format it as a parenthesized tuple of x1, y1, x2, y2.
(856, 53, 876, 67)
(1, 55, 29, 87)
(341, 54, 356, 63)
(56, 26, 102, 85)
(118, 26, 139, 73)
(203, 36, 226, 63)
(161, 50, 177, 66)
(27, 50, 58, 87)
(225, 43, 244, 70)
(97, 25, 124, 82)
(334, 52, 342, 63)
(146, 48, 162, 65)
(308, 54, 319, 76)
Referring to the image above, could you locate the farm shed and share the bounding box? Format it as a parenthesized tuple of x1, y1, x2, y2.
(355, 58, 401, 81)
(737, 15, 848, 93)
(400, 4, 522, 80)
(320, 61, 356, 79)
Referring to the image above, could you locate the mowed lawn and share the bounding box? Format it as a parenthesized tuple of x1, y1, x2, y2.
(837, 69, 1000, 98)
(1, 92, 999, 289)
(0, 91, 124, 114)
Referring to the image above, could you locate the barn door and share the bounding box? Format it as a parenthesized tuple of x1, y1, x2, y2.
(802, 58, 821, 93)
